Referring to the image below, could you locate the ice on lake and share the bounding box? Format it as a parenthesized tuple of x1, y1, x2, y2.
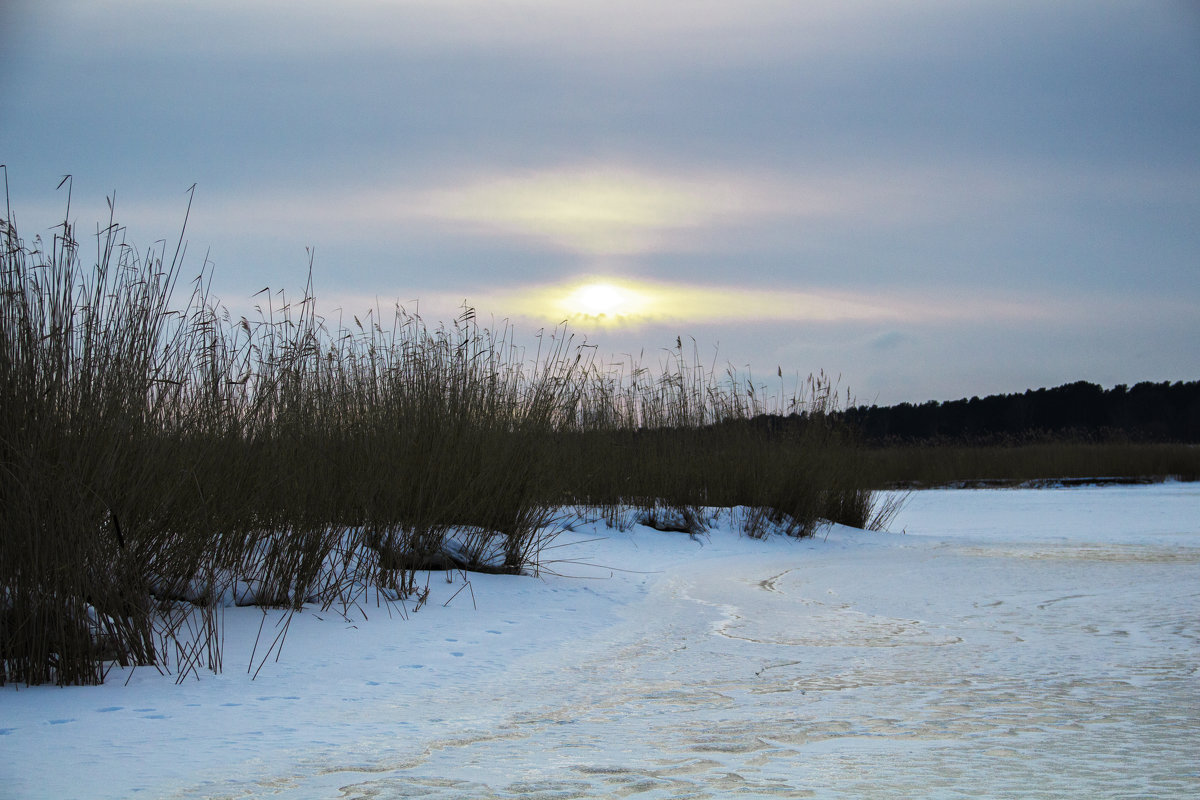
(2, 483, 1197, 798)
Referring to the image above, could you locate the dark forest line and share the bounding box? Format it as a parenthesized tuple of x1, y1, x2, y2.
(837, 380, 1200, 445)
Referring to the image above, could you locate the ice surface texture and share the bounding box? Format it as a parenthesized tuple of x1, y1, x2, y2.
(2, 484, 1197, 799)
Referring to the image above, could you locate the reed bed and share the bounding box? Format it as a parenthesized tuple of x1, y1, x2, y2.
(551, 357, 874, 538)
(0, 184, 878, 686)
(861, 441, 1200, 488)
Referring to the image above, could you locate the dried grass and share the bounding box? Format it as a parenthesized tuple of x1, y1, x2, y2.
(0, 179, 881, 685)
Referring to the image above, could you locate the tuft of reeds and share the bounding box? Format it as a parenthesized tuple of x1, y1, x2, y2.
(549, 350, 877, 537)
(0, 179, 883, 686)
(1, 178, 200, 684)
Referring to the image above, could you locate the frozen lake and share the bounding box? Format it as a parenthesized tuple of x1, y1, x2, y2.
(3, 483, 1198, 798)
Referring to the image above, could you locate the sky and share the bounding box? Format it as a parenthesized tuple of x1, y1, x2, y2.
(2, 1, 1198, 405)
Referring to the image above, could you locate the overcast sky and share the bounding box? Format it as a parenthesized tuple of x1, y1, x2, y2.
(3, 1, 1198, 404)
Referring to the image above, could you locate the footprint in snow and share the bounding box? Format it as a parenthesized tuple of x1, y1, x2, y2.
(97, 706, 123, 713)
(48, 719, 76, 725)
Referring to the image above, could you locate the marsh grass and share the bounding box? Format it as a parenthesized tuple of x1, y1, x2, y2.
(862, 442, 1200, 488)
(551, 350, 875, 538)
(0, 183, 877, 686)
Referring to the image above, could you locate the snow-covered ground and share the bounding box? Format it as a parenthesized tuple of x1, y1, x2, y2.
(3, 483, 1198, 799)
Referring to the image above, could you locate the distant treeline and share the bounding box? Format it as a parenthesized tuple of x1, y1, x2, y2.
(837, 381, 1200, 444)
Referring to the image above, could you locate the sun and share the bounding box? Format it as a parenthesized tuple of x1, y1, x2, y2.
(562, 281, 646, 320)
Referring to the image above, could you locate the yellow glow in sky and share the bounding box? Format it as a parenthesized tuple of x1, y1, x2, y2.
(424, 168, 744, 255)
(560, 281, 649, 319)
(497, 277, 901, 328)
(475, 277, 1055, 330)
(318, 278, 1069, 340)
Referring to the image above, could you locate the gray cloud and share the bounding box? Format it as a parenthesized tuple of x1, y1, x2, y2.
(2, 0, 1197, 402)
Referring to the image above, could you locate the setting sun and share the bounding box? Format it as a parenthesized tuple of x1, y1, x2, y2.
(560, 281, 650, 321)
(566, 282, 631, 317)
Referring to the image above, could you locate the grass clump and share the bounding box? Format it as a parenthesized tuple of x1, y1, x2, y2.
(0, 179, 880, 686)
(550, 350, 877, 537)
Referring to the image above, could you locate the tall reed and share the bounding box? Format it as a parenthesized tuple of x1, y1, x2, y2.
(551, 351, 875, 537)
(0, 182, 881, 685)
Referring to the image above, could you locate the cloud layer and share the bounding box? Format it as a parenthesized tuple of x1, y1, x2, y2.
(3, 0, 1197, 402)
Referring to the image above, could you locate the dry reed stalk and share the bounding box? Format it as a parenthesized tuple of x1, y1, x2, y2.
(1, 178, 885, 685)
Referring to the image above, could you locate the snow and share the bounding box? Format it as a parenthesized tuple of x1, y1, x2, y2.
(2, 483, 1198, 799)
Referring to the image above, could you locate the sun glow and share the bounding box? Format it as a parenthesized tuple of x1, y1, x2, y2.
(563, 282, 645, 319)
(422, 168, 744, 255)
(482, 276, 1016, 331)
